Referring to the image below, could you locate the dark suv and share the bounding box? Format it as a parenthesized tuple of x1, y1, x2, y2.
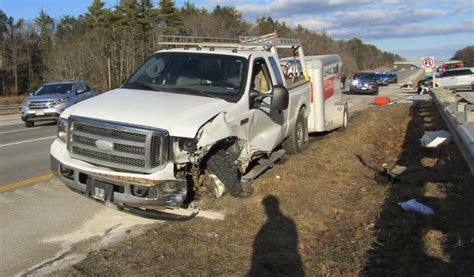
(350, 72, 379, 95)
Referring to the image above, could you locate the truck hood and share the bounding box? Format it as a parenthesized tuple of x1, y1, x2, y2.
(61, 88, 233, 138)
(27, 93, 72, 101)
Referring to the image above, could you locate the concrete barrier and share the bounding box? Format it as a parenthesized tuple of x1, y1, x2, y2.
(431, 88, 474, 175)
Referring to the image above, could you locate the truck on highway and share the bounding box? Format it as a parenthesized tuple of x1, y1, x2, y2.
(50, 33, 348, 219)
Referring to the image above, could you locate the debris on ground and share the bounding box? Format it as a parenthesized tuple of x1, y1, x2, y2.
(399, 199, 435, 215)
(374, 97, 391, 105)
(420, 130, 452, 148)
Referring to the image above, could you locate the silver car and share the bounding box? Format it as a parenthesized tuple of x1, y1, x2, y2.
(21, 81, 95, 127)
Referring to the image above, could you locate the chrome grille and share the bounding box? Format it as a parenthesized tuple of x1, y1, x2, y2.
(74, 122, 146, 142)
(73, 146, 146, 167)
(68, 116, 168, 173)
(28, 100, 51, 109)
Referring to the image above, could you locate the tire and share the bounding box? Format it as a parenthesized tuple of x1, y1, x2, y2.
(25, 121, 34, 128)
(373, 89, 379, 95)
(206, 142, 252, 198)
(283, 110, 306, 154)
(337, 106, 348, 132)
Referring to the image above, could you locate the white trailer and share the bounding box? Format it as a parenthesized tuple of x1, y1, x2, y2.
(281, 55, 348, 132)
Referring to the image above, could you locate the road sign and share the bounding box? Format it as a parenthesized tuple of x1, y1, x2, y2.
(421, 56, 435, 68)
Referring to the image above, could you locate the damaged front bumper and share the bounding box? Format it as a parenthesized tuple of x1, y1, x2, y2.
(50, 140, 193, 220)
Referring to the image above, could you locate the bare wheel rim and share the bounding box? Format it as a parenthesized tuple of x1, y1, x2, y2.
(296, 121, 304, 148)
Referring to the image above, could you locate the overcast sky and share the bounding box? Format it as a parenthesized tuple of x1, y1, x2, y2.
(2, 0, 473, 61)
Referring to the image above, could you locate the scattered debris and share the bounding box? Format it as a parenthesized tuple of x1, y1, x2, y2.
(374, 97, 391, 105)
(399, 199, 434, 215)
(420, 130, 452, 148)
(374, 169, 392, 185)
(399, 83, 413, 89)
(275, 175, 281, 179)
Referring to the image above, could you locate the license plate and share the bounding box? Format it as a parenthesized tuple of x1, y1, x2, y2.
(35, 111, 45, 116)
(87, 179, 114, 202)
(361, 87, 367, 90)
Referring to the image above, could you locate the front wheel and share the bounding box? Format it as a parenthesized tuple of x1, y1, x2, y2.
(25, 121, 34, 128)
(206, 143, 252, 198)
(283, 110, 306, 154)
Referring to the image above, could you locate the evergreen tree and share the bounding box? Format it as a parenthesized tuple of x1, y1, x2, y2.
(158, 0, 182, 34)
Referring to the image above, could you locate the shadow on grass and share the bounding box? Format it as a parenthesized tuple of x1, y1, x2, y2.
(249, 195, 304, 276)
(363, 100, 474, 275)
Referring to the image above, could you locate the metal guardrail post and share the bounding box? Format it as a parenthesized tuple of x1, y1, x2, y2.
(431, 88, 474, 175)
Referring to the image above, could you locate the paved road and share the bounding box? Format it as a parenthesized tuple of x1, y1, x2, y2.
(0, 69, 425, 276)
(0, 115, 57, 185)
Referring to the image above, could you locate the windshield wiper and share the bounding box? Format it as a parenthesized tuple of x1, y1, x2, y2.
(123, 82, 157, 91)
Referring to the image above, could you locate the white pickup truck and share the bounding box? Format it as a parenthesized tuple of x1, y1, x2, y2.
(50, 34, 347, 219)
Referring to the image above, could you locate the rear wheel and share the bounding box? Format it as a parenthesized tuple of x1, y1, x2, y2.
(25, 121, 34, 128)
(283, 110, 306, 154)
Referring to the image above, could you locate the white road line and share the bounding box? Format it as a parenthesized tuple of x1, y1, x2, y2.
(0, 127, 40, 135)
(0, 136, 56, 147)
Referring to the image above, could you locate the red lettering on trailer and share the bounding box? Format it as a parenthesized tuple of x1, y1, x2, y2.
(310, 81, 314, 103)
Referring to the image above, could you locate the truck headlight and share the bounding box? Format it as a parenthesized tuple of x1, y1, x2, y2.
(57, 118, 68, 142)
(178, 138, 197, 152)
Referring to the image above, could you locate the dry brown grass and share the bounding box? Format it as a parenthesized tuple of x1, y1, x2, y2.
(0, 96, 25, 105)
(57, 102, 473, 276)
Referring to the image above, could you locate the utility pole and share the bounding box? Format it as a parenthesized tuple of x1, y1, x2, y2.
(108, 57, 111, 90)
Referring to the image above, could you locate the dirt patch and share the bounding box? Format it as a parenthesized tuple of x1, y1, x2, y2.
(56, 101, 473, 276)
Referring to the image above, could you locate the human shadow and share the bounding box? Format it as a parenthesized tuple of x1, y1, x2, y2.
(248, 196, 304, 277)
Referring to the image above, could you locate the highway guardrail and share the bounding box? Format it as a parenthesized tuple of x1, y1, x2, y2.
(0, 104, 21, 110)
(431, 88, 474, 175)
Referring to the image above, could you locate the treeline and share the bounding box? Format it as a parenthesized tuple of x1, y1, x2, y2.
(0, 0, 402, 96)
(451, 45, 474, 67)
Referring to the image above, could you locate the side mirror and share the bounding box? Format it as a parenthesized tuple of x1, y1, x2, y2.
(271, 86, 289, 110)
(29, 92, 34, 96)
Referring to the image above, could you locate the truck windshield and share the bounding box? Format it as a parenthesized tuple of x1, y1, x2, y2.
(124, 52, 247, 102)
(354, 73, 376, 81)
(34, 84, 74, 95)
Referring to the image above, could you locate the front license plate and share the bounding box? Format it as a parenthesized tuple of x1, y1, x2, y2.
(35, 111, 45, 116)
(361, 87, 367, 90)
(86, 179, 114, 202)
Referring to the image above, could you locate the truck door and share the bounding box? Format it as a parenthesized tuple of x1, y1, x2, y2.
(248, 57, 285, 152)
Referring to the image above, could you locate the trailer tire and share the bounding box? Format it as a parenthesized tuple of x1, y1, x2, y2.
(283, 110, 306, 154)
(337, 106, 348, 132)
(206, 143, 252, 198)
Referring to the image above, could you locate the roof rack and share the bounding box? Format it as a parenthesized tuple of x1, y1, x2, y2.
(160, 32, 301, 50)
(159, 32, 309, 79)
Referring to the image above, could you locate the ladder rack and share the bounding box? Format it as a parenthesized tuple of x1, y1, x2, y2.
(159, 32, 302, 50)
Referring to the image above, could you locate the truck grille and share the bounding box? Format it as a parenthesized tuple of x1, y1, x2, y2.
(28, 100, 52, 109)
(67, 116, 168, 173)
